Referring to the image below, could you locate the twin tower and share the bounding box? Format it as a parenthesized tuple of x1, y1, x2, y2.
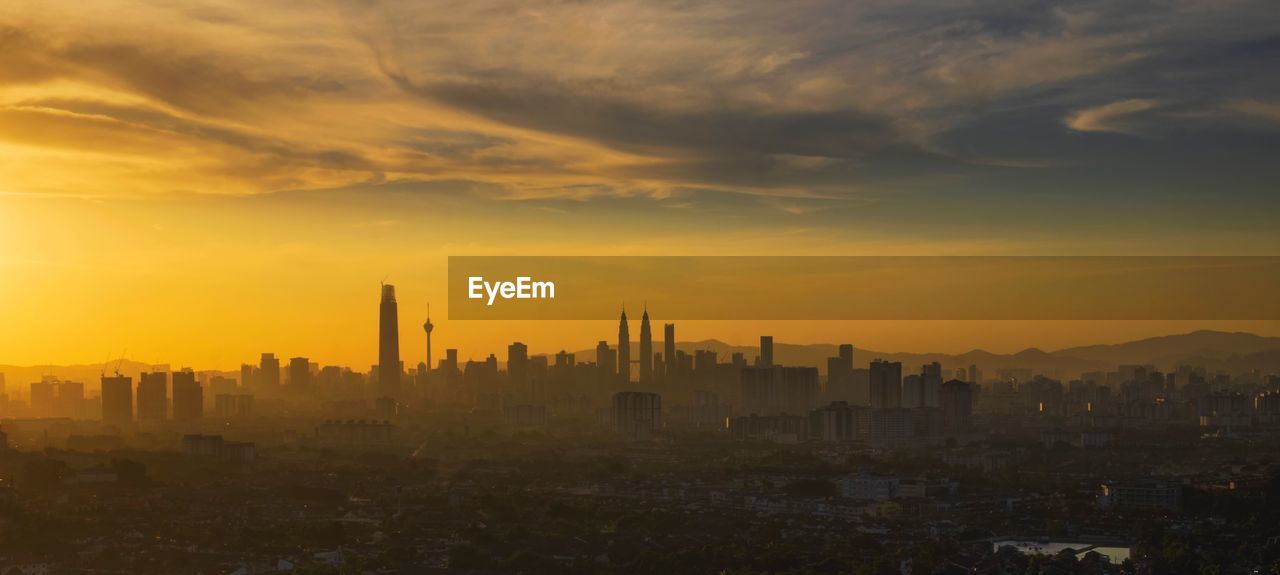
(617, 307, 660, 384)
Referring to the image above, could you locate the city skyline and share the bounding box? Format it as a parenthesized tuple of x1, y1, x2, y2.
(4, 308, 1280, 390)
(3, 280, 1280, 370)
(1, 1, 1278, 571)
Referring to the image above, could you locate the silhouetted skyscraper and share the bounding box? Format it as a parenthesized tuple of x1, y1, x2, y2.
(508, 342, 529, 388)
(741, 366, 820, 415)
(759, 336, 774, 368)
(596, 340, 616, 385)
(639, 308, 653, 384)
(172, 370, 203, 422)
(921, 361, 943, 408)
(902, 374, 924, 408)
(101, 375, 132, 426)
(289, 357, 310, 390)
(57, 380, 84, 419)
(618, 308, 630, 384)
(379, 284, 401, 399)
(664, 323, 675, 379)
(826, 343, 856, 402)
(940, 379, 973, 431)
(258, 353, 280, 391)
(839, 344, 853, 366)
(869, 359, 903, 409)
(554, 350, 575, 373)
(612, 391, 662, 440)
(445, 348, 459, 384)
(137, 371, 167, 421)
(30, 380, 55, 416)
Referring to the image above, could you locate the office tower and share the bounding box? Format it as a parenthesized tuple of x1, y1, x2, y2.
(902, 374, 923, 408)
(137, 372, 168, 421)
(57, 380, 84, 419)
(379, 284, 401, 399)
(968, 364, 982, 384)
(922, 361, 943, 408)
(639, 308, 653, 384)
(210, 375, 237, 396)
(445, 349, 459, 384)
(740, 366, 820, 415)
(101, 375, 133, 426)
(759, 336, 774, 368)
(258, 353, 280, 390)
(423, 306, 434, 383)
(663, 323, 675, 379)
(172, 370, 203, 421)
(869, 359, 903, 409)
(851, 368, 870, 406)
(612, 391, 662, 440)
(939, 380, 974, 431)
(826, 344, 855, 402)
(215, 393, 254, 417)
(240, 364, 256, 389)
(289, 357, 310, 390)
(30, 380, 56, 416)
(508, 342, 529, 387)
(554, 350, 575, 369)
(673, 350, 693, 379)
(694, 349, 717, 372)
(595, 340, 616, 384)
(528, 355, 549, 386)
(869, 408, 914, 449)
(617, 308, 630, 384)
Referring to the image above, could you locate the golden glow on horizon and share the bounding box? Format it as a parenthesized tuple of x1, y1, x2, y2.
(3, 194, 1280, 368)
(3, 1, 1279, 368)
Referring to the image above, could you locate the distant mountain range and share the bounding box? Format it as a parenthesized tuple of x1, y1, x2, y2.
(0, 359, 175, 394)
(3, 330, 1279, 392)
(587, 329, 1280, 379)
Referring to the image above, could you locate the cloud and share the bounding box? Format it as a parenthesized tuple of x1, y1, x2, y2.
(1064, 99, 1162, 134)
(0, 0, 1277, 204)
(1226, 99, 1280, 125)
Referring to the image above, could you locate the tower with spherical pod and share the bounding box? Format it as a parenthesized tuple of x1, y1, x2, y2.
(423, 304, 434, 383)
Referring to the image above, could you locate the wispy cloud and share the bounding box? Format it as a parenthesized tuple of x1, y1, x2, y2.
(0, 0, 1277, 202)
(1226, 99, 1280, 125)
(1064, 99, 1162, 135)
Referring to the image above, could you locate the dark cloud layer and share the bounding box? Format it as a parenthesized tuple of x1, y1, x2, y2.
(1, 0, 1278, 207)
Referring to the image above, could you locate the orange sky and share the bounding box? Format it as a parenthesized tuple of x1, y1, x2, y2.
(2, 192, 1278, 368)
(2, 0, 1278, 369)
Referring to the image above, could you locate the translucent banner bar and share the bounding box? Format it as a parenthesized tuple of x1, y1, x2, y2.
(447, 256, 1280, 320)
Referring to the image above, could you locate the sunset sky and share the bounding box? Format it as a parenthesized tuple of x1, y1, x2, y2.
(2, 0, 1278, 368)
